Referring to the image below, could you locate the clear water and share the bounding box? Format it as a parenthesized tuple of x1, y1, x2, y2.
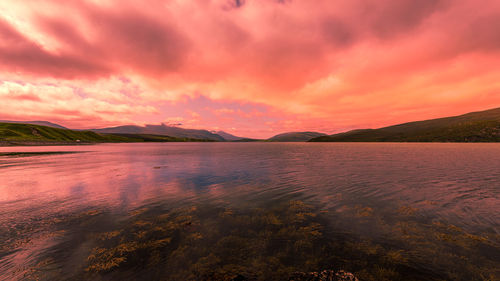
(0, 143, 499, 280)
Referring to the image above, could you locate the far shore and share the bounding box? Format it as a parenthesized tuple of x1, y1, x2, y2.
(0, 141, 216, 146)
(0, 141, 100, 147)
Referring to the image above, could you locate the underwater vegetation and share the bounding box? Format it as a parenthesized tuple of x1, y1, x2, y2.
(82, 201, 334, 280)
(2, 200, 499, 281)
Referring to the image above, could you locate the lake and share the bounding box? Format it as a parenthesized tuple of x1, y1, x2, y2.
(0, 143, 499, 280)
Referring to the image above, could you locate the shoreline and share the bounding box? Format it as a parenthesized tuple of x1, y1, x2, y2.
(2, 141, 500, 147)
(0, 140, 217, 146)
(0, 141, 99, 147)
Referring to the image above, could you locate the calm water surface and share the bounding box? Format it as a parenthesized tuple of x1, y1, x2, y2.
(0, 143, 499, 280)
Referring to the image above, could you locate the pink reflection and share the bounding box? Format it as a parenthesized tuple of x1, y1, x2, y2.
(0, 144, 195, 207)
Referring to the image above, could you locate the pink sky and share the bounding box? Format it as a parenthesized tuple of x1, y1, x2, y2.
(1, 0, 499, 138)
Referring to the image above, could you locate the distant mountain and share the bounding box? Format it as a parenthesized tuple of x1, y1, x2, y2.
(0, 120, 67, 129)
(0, 123, 214, 145)
(215, 131, 245, 141)
(268, 132, 327, 142)
(310, 107, 500, 142)
(92, 124, 225, 141)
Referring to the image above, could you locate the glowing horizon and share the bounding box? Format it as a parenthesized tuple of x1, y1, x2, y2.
(1, 0, 499, 138)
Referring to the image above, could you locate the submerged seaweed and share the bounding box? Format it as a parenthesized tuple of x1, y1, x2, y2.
(3, 199, 499, 281)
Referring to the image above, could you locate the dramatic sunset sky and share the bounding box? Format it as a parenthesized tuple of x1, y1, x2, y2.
(1, 0, 499, 138)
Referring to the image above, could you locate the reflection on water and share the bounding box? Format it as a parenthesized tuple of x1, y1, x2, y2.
(0, 143, 499, 280)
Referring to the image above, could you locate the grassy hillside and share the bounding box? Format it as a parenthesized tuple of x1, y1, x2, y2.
(310, 107, 500, 142)
(0, 123, 124, 143)
(0, 123, 212, 144)
(0, 120, 67, 129)
(268, 132, 326, 142)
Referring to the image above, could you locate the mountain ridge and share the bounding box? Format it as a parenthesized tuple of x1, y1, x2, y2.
(92, 124, 225, 141)
(3, 107, 500, 143)
(215, 131, 245, 141)
(0, 120, 67, 129)
(268, 132, 327, 142)
(310, 107, 500, 142)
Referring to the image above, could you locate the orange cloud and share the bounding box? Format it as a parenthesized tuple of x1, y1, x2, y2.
(0, 0, 499, 137)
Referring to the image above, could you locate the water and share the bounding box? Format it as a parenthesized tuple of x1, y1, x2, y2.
(0, 143, 499, 280)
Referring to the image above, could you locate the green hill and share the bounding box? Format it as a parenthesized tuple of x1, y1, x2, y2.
(0, 123, 212, 145)
(310, 107, 500, 142)
(0, 120, 67, 129)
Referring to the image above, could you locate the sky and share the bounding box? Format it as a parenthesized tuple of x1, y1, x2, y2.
(0, 0, 499, 138)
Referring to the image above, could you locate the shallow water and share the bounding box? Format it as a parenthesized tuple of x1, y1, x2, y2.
(0, 143, 499, 280)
